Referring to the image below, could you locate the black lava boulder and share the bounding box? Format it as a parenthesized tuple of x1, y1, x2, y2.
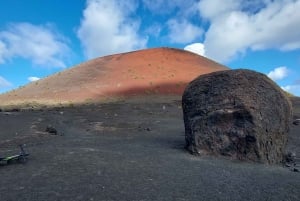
(182, 69, 292, 164)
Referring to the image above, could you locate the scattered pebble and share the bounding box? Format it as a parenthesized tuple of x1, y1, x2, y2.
(137, 126, 152, 132)
(284, 151, 299, 173)
(293, 119, 300, 125)
(285, 152, 296, 163)
(46, 125, 58, 135)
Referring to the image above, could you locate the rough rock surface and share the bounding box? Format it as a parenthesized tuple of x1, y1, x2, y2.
(182, 69, 292, 164)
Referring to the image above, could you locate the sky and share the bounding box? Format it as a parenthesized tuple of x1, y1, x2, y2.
(0, 0, 299, 96)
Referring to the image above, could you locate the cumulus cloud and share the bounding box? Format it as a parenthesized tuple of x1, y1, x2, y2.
(198, 0, 240, 20)
(199, 0, 300, 63)
(77, 0, 147, 59)
(0, 23, 70, 68)
(167, 19, 203, 44)
(184, 43, 205, 56)
(28, 76, 41, 82)
(0, 76, 12, 88)
(0, 40, 7, 63)
(144, 23, 162, 38)
(267, 66, 289, 81)
(142, 0, 197, 16)
(281, 84, 300, 96)
(142, 0, 177, 14)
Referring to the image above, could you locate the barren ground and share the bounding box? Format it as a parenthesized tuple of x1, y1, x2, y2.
(0, 96, 299, 201)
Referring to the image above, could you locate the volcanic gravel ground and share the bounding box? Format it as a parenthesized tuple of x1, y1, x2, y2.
(0, 98, 299, 201)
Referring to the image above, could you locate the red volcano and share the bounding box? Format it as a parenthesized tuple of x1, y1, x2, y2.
(0, 47, 229, 105)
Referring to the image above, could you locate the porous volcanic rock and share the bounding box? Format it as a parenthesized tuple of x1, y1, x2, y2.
(182, 69, 292, 164)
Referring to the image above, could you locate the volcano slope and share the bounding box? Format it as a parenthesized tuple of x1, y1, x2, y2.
(0, 48, 299, 201)
(0, 47, 227, 106)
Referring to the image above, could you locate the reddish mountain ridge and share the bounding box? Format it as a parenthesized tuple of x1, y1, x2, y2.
(0, 47, 229, 105)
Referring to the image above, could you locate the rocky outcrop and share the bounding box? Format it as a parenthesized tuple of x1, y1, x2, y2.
(182, 69, 292, 164)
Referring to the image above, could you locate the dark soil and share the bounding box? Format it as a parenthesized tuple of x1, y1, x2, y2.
(0, 97, 299, 201)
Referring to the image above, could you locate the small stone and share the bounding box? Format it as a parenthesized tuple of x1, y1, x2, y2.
(285, 163, 291, 168)
(46, 125, 57, 135)
(285, 152, 296, 163)
(293, 119, 300, 125)
(293, 168, 299, 172)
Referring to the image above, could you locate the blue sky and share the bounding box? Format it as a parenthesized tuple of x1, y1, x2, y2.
(0, 0, 299, 96)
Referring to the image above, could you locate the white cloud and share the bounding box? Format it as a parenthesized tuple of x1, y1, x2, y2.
(142, 0, 176, 14)
(281, 85, 300, 96)
(198, 0, 240, 20)
(167, 19, 203, 44)
(184, 43, 205, 56)
(203, 11, 252, 62)
(0, 40, 7, 63)
(0, 76, 12, 88)
(142, 0, 197, 16)
(144, 23, 162, 38)
(199, 0, 300, 63)
(28, 76, 40, 82)
(77, 0, 147, 59)
(267, 66, 289, 81)
(0, 23, 70, 68)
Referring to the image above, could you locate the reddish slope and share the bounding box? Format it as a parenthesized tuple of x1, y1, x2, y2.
(0, 47, 229, 105)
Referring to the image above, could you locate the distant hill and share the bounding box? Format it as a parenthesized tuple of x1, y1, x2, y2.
(0, 47, 229, 106)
